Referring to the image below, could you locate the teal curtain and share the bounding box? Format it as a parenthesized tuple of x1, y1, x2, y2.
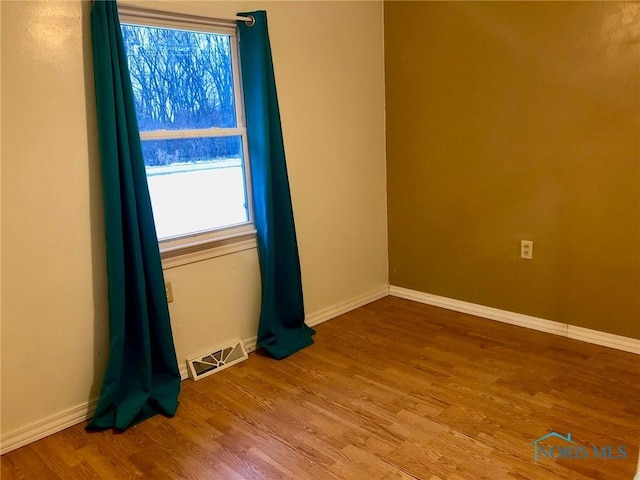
(238, 11, 315, 359)
(88, 0, 180, 431)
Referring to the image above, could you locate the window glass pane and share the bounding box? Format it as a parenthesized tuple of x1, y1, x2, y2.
(121, 24, 237, 130)
(143, 137, 249, 239)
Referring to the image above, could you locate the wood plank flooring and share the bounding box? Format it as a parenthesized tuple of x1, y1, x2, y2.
(2, 297, 639, 479)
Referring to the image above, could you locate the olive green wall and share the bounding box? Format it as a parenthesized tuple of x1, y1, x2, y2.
(385, 1, 639, 338)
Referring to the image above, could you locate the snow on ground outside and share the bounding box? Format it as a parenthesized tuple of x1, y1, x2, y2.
(146, 163, 248, 239)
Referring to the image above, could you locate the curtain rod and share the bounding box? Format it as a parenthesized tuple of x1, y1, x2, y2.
(117, 3, 255, 27)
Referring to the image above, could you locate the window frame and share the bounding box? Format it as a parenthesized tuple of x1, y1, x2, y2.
(118, 8, 256, 268)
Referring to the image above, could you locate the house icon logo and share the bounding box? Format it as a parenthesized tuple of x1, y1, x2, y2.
(531, 432, 576, 462)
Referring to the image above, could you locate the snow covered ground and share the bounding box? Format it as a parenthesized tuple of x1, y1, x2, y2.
(146, 162, 248, 239)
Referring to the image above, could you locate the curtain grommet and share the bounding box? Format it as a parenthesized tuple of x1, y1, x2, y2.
(246, 15, 255, 27)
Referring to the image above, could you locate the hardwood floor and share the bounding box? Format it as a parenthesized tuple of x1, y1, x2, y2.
(2, 297, 639, 479)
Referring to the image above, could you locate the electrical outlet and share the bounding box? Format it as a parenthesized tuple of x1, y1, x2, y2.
(521, 240, 533, 260)
(165, 281, 174, 303)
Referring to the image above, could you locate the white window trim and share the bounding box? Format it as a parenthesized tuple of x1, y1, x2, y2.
(139, 128, 246, 140)
(118, 4, 240, 34)
(119, 6, 257, 267)
(161, 229, 257, 270)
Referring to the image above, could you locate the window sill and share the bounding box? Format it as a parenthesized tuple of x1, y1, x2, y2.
(161, 229, 257, 270)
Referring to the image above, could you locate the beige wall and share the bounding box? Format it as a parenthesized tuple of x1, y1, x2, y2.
(1, 0, 387, 438)
(385, 1, 640, 338)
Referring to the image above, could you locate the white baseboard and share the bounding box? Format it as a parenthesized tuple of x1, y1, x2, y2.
(567, 325, 640, 354)
(243, 336, 258, 354)
(305, 286, 390, 328)
(234, 286, 390, 355)
(0, 400, 98, 455)
(390, 286, 640, 355)
(0, 286, 389, 455)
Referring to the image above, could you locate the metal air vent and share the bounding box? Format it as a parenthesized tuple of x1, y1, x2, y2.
(186, 339, 248, 381)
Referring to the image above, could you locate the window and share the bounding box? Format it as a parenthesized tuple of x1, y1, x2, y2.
(119, 14, 253, 256)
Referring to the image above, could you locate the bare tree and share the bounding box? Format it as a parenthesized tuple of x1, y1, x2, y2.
(121, 24, 238, 166)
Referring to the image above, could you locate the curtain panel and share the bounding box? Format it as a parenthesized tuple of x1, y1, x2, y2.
(89, 0, 181, 431)
(238, 11, 315, 359)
